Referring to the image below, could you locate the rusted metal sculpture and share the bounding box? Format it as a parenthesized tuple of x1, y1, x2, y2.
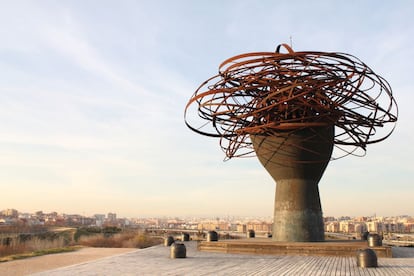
(184, 44, 398, 242)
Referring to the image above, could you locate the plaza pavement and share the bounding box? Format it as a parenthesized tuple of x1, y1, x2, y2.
(30, 241, 414, 276)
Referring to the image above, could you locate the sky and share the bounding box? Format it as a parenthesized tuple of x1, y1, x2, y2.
(0, 1, 413, 218)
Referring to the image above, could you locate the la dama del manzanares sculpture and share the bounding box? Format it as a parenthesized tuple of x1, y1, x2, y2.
(184, 44, 398, 242)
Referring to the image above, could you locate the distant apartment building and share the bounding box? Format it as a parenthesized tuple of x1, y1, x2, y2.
(130, 218, 161, 228)
(354, 222, 367, 233)
(165, 219, 187, 229)
(1, 209, 18, 218)
(237, 224, 247, 233)
(246, 222, 272, 233)
(384, 222, 405, 233)
(107, 212, 117, 222)
(339, 221, 355, 233)
(338, 221, 367, 234)
(197, 221, 230, 231)
(405, 222, 414, 233)
(94, 214, 106, 226)
(365, 221, 404, 233)
(325, 221, 339, 232)
(366, 221, 384, 233)
(355, 216, 368, 222)
(234, 222, 272, 233)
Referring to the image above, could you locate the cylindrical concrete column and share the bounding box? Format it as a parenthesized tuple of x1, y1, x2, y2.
(207, 231, 218, 242)
(170, 243, 186, 258)
(368, 234, 382, 247)
(273, 178, 324, 241)
(247, 230, 255, 238)
(356, 248, 378, 267)
(181, 233, 190, 242)
(164, 236, 175, 246)
(251, 125, 334, 242)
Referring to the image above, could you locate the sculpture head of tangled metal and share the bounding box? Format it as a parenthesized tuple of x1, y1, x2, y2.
(184, 44, 398, 160)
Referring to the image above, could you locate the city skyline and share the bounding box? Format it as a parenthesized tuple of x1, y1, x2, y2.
(1, 207, 413, 222)
(1, 1, 413, 218)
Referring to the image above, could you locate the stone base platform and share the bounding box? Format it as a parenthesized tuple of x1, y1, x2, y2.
(197, 238, 392, 258)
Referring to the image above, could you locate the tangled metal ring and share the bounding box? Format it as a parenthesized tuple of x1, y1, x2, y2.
(184, 44, 398, 160)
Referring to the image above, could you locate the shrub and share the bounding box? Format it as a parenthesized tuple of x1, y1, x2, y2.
(0, 228, 74, 258)
(0, 227, 161, 259)
(77, 231, 161, 248)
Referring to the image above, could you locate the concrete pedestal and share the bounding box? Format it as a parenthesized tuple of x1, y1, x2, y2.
(273, 179, 324, 241)
(198, 238, 393, 257)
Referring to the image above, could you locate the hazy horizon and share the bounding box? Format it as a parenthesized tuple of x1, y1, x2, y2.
(1, 1, 413, 219)
(3, 207, 413, 220)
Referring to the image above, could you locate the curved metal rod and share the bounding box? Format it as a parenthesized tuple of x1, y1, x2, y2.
(184, 44, 398, 160)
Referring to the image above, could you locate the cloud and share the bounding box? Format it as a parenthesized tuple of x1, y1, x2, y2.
(39, 25, 148, 95)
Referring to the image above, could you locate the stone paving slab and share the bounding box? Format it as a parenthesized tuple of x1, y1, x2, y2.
(31, 242, 414, 276)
